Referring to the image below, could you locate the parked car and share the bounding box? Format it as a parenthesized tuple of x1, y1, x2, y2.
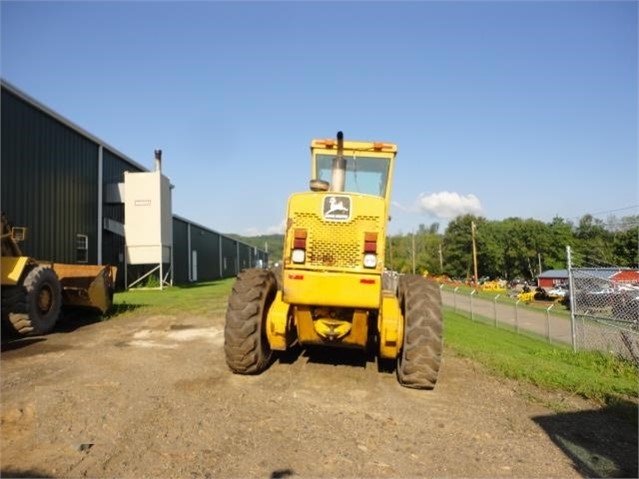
(547, 285, 569, 298)
(612, 292, 639, 323)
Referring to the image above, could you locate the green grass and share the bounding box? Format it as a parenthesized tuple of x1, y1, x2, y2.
(444, 310, 638, 417)
(109, 279, 235, 318)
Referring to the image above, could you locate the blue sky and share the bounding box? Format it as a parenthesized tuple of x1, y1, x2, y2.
(2, 0, 637, 236)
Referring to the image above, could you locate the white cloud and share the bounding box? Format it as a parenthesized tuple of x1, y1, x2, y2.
(391, 200, 411, 212)
(245, 218, 286, 236)
(244, 227, 261, 236)
(266, 218, 286, 235)
(417, 191, 483, 219)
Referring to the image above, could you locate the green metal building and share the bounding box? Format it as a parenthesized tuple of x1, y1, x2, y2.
(1, 80, 267, 288)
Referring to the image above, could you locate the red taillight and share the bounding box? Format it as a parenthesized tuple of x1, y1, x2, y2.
(293, 228, 307, 249)
(364, 232, 378, 253)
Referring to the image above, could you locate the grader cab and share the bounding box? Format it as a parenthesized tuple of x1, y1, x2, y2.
(224, 132, 443, 389)
(1, 212, 117, 336)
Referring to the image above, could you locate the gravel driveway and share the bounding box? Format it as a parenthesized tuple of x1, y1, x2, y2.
(1, 311, 636, 478)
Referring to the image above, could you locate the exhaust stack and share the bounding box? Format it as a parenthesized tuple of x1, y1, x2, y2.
(154, 149, 162, 172)
(330, 131, 346, 192)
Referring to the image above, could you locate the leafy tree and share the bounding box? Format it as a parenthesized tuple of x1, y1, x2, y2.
(545, 216, 574, 269)
(613, 226, 639, 267)
(232, 213, 638, 274)
(441, 215, 481, 280)
(575, 214, 614, 266)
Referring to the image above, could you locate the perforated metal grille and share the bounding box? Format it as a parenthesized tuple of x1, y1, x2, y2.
(292, 212, 383, 269)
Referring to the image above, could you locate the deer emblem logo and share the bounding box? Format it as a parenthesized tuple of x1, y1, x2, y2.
(323, 196, 351, 221)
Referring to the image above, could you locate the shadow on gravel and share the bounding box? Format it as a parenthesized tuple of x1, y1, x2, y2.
(302, 346, 369, 368)
(55, 309, 105, 333)
(0, 468, 52, 478)
(1, 337, 46, 353)
(270, 469, 295, 479)
(103, 302, 144, 318)
(533, 403, 638, 478)
(276, 345, 304, 365)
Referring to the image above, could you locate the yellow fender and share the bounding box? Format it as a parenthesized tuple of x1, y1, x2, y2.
(265, 291, 293, 351)
(1, 256, 31, 285)
(379, 292, 403, 359)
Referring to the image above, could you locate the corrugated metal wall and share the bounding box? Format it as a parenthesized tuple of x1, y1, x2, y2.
(190, 224, 222, 281)
(238, 243, 251, 271)
(102, 148, 145, 282)
(172, 217, 190, 283)
(1, 81, 268, 289)
(221, 236, 239, 277)
(173, 217, 270, 284)
(1, 87, 99, 263)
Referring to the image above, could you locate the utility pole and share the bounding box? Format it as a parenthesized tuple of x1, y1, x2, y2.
(411, 231, 416, 274)
(538, 253, 542, 275)
(471, 221, 478, 285)
(438, 243, 443, 272)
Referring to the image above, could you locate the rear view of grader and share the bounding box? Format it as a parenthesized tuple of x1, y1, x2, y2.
(1, 212, 116, 336)
(224, 132, 443, 389)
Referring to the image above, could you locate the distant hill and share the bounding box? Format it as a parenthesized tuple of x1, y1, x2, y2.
(227, 234, 284, 263)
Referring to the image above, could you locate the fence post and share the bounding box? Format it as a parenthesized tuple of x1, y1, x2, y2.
(546, 303, 554, 343)
(453, 286, 459, 313)
(567, 245, 577, 352)
(515, 299, 520, 333)
(494, 294, 500, 327)
(470, 289, 476, 321)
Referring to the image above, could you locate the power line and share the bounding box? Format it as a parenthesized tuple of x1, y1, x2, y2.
(564, 205, 639, 221)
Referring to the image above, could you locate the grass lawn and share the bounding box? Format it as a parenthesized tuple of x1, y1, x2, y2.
(110, 279, 235, 318)
(444, 311, 638, 421)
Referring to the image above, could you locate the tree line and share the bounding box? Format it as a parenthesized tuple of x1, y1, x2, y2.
(387, 214, 638, 280)
(234, 213, 638, 281)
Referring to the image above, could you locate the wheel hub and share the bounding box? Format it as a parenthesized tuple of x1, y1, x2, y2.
(37, 286, 53, 314)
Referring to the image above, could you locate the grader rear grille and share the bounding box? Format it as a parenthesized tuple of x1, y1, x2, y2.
(292, 212, 382, 269)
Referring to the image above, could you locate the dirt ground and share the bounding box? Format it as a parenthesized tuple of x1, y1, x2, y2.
(1, 310, 637, 479)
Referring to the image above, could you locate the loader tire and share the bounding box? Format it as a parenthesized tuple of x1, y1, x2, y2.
(1, 286, 31, 335)
(3, 266, 62, 336)
(224, 268, 276, 374)
(396, 275, 443, 389)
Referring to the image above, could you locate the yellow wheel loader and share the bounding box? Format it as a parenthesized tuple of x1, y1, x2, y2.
(1, 212, 117, 336)
(224, 132, 443, 389)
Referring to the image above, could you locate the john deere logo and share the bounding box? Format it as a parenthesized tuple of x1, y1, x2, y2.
(323, 196, 351, 221)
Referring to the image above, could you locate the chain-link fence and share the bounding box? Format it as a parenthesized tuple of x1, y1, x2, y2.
(566, 247, 639, 363)
(439, 279, 639, 364)
(439, 285, 573, 345)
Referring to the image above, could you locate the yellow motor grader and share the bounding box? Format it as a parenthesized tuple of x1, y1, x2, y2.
(1, 212, 117, 336)
(224, 132, 443, 389)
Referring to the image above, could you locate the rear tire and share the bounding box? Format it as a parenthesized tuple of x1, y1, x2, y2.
(224, 268, 276, 374)
(396, 275, 443, 389)
(2, 266, 62, 336)
(271, 264, 283, 291)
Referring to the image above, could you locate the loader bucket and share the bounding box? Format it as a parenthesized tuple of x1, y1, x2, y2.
(51, 263, 117, 314)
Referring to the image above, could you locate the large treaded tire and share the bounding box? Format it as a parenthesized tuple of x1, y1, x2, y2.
(1, 286, 30, 335)
(396, 275, 443, 389)
(224, 268, 276, 374)
(271, 264, 283, 291)
(3, 265, 62, 336)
